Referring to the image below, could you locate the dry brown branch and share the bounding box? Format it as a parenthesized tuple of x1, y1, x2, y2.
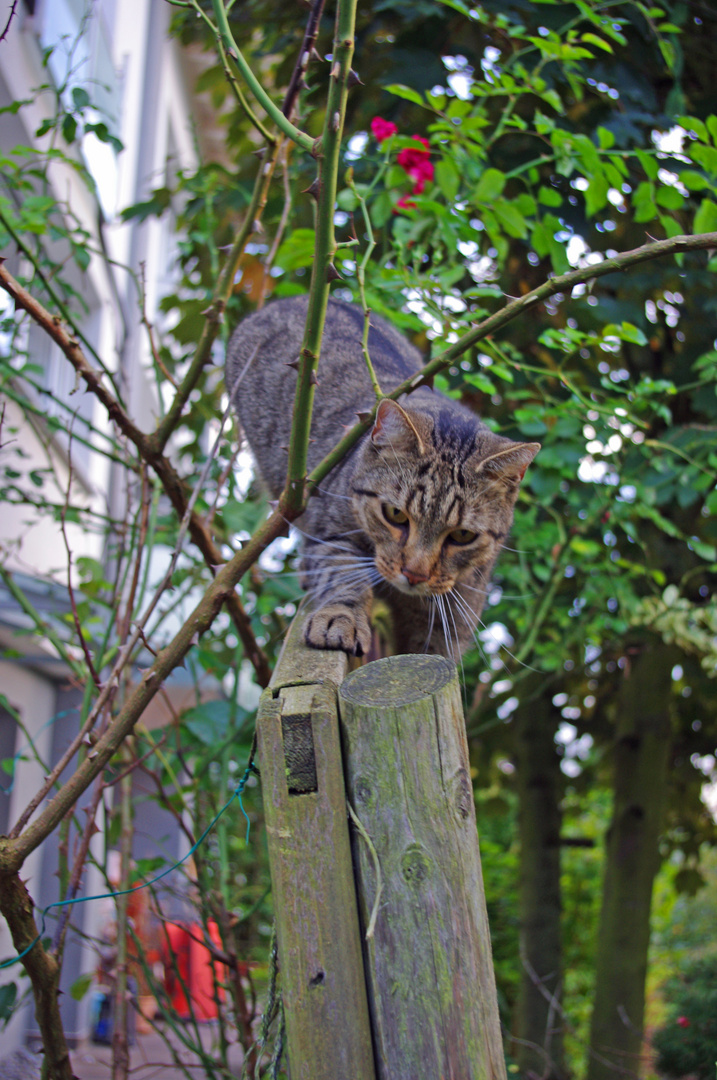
(0, 261, 272, 686)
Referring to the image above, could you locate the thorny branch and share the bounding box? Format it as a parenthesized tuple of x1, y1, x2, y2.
(0, 261, 272, 686)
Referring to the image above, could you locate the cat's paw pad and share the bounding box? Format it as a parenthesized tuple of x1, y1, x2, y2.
(304, 605, 371, 657)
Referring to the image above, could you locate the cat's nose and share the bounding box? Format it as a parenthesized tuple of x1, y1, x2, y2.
(402, 566, 430, 587)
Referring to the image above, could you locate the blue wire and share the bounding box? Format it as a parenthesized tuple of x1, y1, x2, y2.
(0, 761, 255, 971)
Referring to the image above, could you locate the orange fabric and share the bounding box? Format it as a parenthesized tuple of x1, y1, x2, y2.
(162, 921, 225, 1021)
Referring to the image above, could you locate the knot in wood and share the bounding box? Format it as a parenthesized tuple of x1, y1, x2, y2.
(452, 767, 472, 821)
(354, 776, 373, 809)
(401, 843, 431, 887)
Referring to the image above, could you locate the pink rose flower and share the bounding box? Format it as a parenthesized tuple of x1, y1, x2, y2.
(397, 137, 434, 192)
(676, 1017, 690, 1028)
(371, 117, 398, 143)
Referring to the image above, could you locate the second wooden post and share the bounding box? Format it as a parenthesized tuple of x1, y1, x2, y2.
(338, 653, 507, 1080)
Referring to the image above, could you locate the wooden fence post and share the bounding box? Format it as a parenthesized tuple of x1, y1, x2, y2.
(338, 653, 507, 1080)
(256, 616, 376, 1080)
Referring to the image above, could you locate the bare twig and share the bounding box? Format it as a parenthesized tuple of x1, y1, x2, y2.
(0, 1, 17, 44)
(60, 425, 103, 691)
(0, 261, 272, 686)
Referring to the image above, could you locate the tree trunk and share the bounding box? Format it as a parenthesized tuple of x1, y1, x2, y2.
(512, 688, 566, 1080)
(587, 641, 676, 1080)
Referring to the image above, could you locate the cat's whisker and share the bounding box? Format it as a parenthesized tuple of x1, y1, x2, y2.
(443, 592, 467, 687)
(459, 580, 540, 602)
(288, 523, 367, 549)
(448, 589, 494, 675)
(312, 485, 354, 502)
(304, 570, 379, 597)
(459, 602, 544, 676)
(298, 561, 377, 578)
(435, 594, 457, 666)
(423, 596, 437, 653)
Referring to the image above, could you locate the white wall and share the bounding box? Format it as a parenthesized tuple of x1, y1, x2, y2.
(0, 0, 201, 1055)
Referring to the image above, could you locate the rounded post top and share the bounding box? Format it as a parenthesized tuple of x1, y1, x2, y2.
(339, 654, 456, 707)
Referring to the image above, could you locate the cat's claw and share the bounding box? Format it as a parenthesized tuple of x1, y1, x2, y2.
(304, 605, 371, 656)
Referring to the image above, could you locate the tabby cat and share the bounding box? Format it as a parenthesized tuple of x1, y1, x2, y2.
(227, 295, 539, 659)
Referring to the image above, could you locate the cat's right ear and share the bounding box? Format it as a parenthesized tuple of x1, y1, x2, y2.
(370, 399, 429, 454)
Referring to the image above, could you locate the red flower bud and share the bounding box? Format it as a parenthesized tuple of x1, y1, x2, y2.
(676, 1016, 690, 1028)
(371, 117, 398, 143)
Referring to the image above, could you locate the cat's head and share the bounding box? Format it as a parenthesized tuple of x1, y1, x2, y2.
(352, 398, 539, 597)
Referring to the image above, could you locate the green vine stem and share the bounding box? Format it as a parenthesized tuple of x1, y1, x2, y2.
(347, 171, 382, 400)
(282, 0, 358, 515)
(210, 0, 316, 154)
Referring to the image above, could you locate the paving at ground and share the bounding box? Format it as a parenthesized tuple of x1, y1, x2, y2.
(71, 1027, 245, 1079)
(0, 1028, 245, 1080)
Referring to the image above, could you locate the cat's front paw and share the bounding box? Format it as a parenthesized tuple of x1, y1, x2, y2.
(304, 605, 371, 657)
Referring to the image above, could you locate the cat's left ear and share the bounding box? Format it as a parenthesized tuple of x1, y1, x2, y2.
(474, 439, 540, 483)
(370, 399, 431, 454)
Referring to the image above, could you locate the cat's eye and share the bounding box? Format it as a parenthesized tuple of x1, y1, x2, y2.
(447, 527, 478, 545)
(383, 504, 409, 526)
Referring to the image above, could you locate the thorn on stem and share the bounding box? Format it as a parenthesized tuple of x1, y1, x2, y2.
(310, 47, 322, 62)
(332, 111, 341, 133)
(330, 62, 341, 80)
(356, 411, 372, 423)
(302, 176, 321, 201)
(309, 371, 319, 386)
(227, 48, 237, 62)
(284, 359, 301, 371)
(325, 262, 342, 283)
(347, 69, 362, 88)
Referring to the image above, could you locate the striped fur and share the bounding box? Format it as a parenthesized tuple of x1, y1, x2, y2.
(227, 296, 538, 658)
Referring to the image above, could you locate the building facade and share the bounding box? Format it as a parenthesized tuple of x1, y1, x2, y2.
(0, 0, 207, 1053)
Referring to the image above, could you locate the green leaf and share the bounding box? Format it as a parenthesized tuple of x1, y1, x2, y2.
(679, 170, 710, 191)
(0, 982, 17, 1021)
(538, 185, 562, 207)
(493, 199, 528, 238)
(70, 973, 93, 1002)
(678, 115, 708, 142)
(473, 168, 506, 203)
(336, 188, 358, 212)
(690, 539, 717, 562)
(619, 322, 648, 346)
(61, 114, 78, 144)
(635, 150, 659, 180)
(693, 198, 717, 234)
(690, 143, 717, 176)
(384, 83, 424, 106)
(71, 86, 91, 110)
(435, 158, 460, 202)
(596, 126, 615, 149)
(581, 33, 613, 53)
(585, 174, 609, 217)
(655, 185, 684, 210)
(182, 699, 245, 746)
(274, 228, 316, 271)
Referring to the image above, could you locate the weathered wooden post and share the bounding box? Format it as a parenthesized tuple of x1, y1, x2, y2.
(257, 618, 506, 1080)
(256, 616, 376, 1080)
(339, 653, 507, 1080)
